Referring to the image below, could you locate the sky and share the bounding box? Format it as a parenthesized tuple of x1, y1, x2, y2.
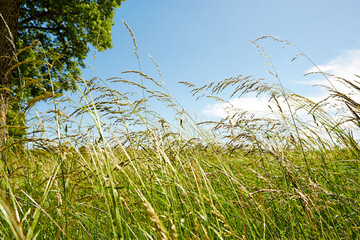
(81, 0, 360, 121)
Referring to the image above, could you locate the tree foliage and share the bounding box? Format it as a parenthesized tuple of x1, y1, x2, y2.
(0, 0, 125, 146)
(15, 0, 125, 99)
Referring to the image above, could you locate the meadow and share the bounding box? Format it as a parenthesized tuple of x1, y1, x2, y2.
(1, 34, 360, 239)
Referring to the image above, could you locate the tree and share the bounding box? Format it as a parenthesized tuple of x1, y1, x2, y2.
(0, 0, 125, 150)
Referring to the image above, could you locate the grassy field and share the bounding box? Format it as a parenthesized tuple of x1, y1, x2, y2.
(1, 36, 360, 239)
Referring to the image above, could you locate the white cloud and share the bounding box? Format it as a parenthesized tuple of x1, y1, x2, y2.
(201, 95, 324, 119)
(305, 49, 360, 95)
(307, 49, 360, 79)
(202, 96, 274, 118)
(202, 49, 360, 118)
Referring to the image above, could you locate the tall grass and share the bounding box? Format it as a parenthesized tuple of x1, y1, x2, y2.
(1, 24, 359, 239)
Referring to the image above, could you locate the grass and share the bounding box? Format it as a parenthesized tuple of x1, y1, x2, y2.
(1, 29, 360, 239)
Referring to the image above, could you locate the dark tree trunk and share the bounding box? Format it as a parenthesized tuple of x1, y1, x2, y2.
(0, 0, 20, 151)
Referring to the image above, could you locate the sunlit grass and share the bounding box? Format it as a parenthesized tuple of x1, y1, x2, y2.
(1, 29, 360, 239)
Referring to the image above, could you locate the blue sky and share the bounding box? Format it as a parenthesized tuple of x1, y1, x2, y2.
(82, 0, 360, 120)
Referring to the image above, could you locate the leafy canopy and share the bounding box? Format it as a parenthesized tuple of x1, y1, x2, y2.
(15, 0, 125, 99)
(7, 0, 124, 139)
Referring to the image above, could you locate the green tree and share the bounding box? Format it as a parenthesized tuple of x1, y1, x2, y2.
(0, 0, 125, 150)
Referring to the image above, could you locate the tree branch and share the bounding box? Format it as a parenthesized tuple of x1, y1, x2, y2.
(21, 25, 63, 31)
(19, 9, 56, 25)
(20, 8, 81, 25)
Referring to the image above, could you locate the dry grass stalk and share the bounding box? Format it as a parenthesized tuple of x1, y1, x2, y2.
(141, 196, 171, 240)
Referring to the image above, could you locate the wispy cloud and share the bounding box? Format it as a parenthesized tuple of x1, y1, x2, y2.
(307, 49, 360, 79)
(202, 49, 360, 118)
(305, 49, 360, 94)
(202, 96, 275, 118)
